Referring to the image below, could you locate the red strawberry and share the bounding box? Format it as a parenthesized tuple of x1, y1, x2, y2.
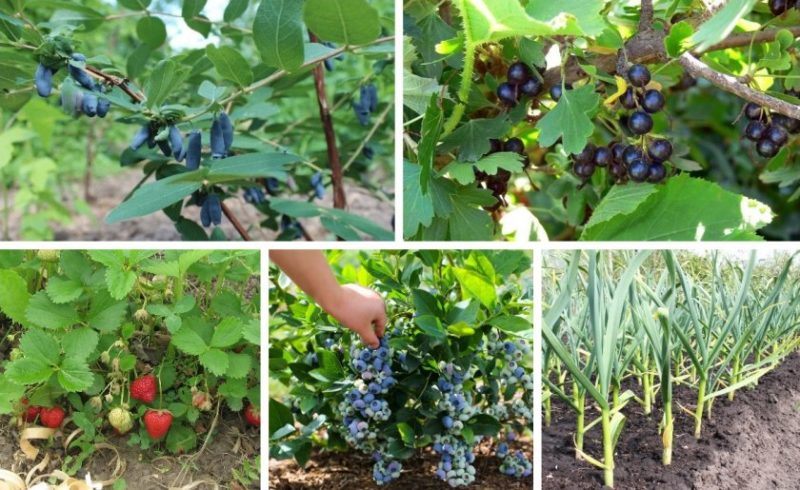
(131, 374, 157, 404)
(244, 403, 260, 428)
(39, 406, 65, 428)
(20, 398, 40, 423)
(143, 409, 173, 439)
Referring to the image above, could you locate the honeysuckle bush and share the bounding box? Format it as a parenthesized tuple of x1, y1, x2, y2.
(0, 250, 261, 476)
(404, 0, 800, 241)
(0, 0, 394, 241)
(268, 250, 534, 486)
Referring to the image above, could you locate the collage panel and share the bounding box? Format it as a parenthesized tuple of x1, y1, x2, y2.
(0, 0, 394, 242)
(0, 249, 262, 489)
(267, 249, 534, 488)
(542, 249, 800, 489)
(402, 1, 799, 241)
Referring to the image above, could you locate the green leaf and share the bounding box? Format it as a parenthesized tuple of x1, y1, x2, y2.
(441, 152, 523, 185)
(439, 116, 509, 162)
(403, 161, 435, 238)
(269, 398, 294, 437)
(106, 172, 203, 224)
(269, 198, 321, 218)
(453, 0, 566, 44)
(303, 0, 380, 45)
(5, 358, 53, 385)
(689, 0, 758, 52)
(254, 0, 305, 71)
(324, 209, 393, 241)
(19, 328, 60, 365)
(137, 16, 166, 48)
(536, 84, 600, 154)
(206, 152, 299, 181)
(62, 328, 99, 362)
(526, 0, 605, 37)
(45, 276, 83, 304)
(106, 267, 137, 300)
(224, 0, 249, 22)
(489, 315, 532, 334)
(199, 348, 229, 376)
(243, 319, 261, 345)
(418, 93, 443, 194)
(226, 353, 252, 379)
(118, 0, 151, 10)
(467, 413, 501, 436)
(206, 45, 253, 87)
(414, 315, 446, 340)
(87, 292, 128, 333)
(182, 0, 211, 37)
(581, 174, 773, 241)
(171, 326, 209, 355)
(210, 318, 243, 348)
(166, 423, 198, 454)
(397, 422, 415, 445)
(0, 378, 25, 415)
(0, 269, 30, 325)
(57, 358, 94, 392)
(447, 321, 475, 337)
(582, 183, 660, 236)
(26, 291, 79, 329)
(664, 21, 694, 57)
(144, 59, 188, 109)
(448, 193, 494, 241)
(453, 268, 496, 308)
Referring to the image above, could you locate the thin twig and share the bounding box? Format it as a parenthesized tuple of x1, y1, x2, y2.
(342, 103, 393, 172)
(308, 31, 346, 210)
(221, 202, 252, 241)
(84, 65, 144, 103)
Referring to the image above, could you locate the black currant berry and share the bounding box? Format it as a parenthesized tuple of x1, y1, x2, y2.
(756, 138, 780, 158)
(572, 144, 596, 164)
(769, 0, 791, 15)
(628, 159, 650, 182)
(647, 163, 667, 183)
(765, 124, 788, 146)
(611, 163, 627, 179)
(497, 82, 518, 106)
(622, 145, 644, 166)
(628, 111, 654, 135)
(519, 77, 543, 97)
(744, 102, 763, 120)
(611, 143, 626, 163)
(772, 114, 800, 134)
(627, 64, 651, 87)
(641, 89, 665, 113)
(507, 62, 532, 85)
(489, 138, 503, 153)
(594, 146, 613, 167)
(648, 139, 673, 161)
(550, 83, 571, 101)
(744, 121, 767, 141)
(496, 168, 512, 182)
(504, 137, 525, 154)
(620, 87, 638, 109)
(573, 161, 595, 179)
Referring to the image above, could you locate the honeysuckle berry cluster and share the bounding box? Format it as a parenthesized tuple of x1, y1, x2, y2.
(741, 95, 800, 159)
(352, 83, 379, 126)
(34, 52, 111, 118)
(496, 61, 545, 107)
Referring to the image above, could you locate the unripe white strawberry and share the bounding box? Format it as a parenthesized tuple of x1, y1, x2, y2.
(108, 407, 133, 434)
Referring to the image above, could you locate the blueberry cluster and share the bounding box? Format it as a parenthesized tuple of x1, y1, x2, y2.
(353, 83, 379, 126)
(36, 53, 111, 118)
(432, 435, 478, 487)
(768, 0, 799, 15)
(485, 334, 534, 422)
(741, 99, 800, 158)
(496, 61, 545, 107)
(497, 442, 533, 478)
(372, 452, 402, 485)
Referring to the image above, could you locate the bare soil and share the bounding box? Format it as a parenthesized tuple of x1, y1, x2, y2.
(5, 170, 393, 241)
(542, 353, 800, 490)
(269, 437, 533, 489)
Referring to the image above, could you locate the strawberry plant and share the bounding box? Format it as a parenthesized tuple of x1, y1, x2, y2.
(404, 0, 800, 241)
(0, 249, 261, 484)
(0, 0, 394, 241)
(269, 250, 533, 487)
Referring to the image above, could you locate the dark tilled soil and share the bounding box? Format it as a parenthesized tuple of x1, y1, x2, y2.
(269, 437, 533, 489)
(543, 353, 800, 490)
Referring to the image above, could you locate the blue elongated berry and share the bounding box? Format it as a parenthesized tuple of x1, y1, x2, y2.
(210, 117, 226, 158)
(360, 83, 378, 113)
(69, 53, 95, 90)
(352, 100, 370, 126)
(265, 177, 280, 195)
(96, 94, 110, 118)
(186, 130, 201, 170)
(130, 125, 150, 151)
(168, 125, 183, 161)
(244, 187, 265, 204)
(362, 145, 374, 160)
(218, 112, 234, 153)
(82, 93, 98, 117)
(200, 194, 222, 227)
(157, 139, 171, 157)
(323, 59, 334, 71)
(35, 63, 53, 97)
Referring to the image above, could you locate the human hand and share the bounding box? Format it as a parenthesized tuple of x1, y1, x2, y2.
(323, 284, 386, 348)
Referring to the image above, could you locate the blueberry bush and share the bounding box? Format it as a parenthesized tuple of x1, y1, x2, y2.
(268, 250, 534, 487)
(0, 0, 394, 241)
(0, 249, 261, 486)
(404, 0, 800, 241)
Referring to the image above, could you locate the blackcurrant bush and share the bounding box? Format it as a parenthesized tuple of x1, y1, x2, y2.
(627, 64, 651, 87)
(594, 146, 613, 167)
(572, 143, 596, 164)
(772, 114, 800, 134)
(756, 138, 780, 158)
(507, 62, 532, 85)
(647, 163, 667, 183)
(628, 159, 650, 182)
(744, 120, 767, 141)
(641, 89, 665, 113)
(622, 145, 644, 166)
(620, 87, 638, 109)
(765, 124, 788, 146)
(497, 82, 518, 106)
(611, 143, 626, 163)
(628, 111, 654, 135)
(573, 161, 595, 179)
(648, 139, 673, 161)
(744, 102, 763, 120)
(519, 77, 543, 97)
(504, 137, 525, 154)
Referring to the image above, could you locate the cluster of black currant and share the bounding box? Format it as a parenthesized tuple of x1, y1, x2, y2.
(768, 0, 800, 15)
(741, 92, 800, 158)
(571, 64, 672, 184)
(475, 137, 528, 210)
(496, 61, 545, 106)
